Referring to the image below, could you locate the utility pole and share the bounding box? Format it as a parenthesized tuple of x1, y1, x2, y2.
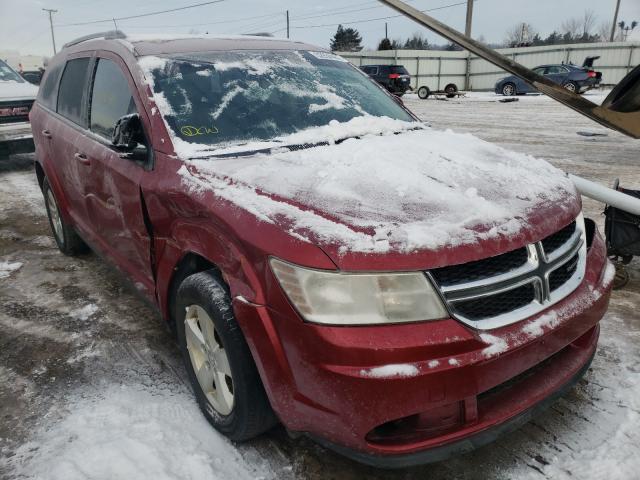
(385, 22, 388, 39)
(610, 0, 621, 42)
(464, 0, 473, 90)
(464, 0, 473, 37)
(42, 8, 58, 55)
(286, 10, 290, 39)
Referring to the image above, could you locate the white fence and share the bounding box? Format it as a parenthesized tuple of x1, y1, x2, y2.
(337, 41, 640, 91)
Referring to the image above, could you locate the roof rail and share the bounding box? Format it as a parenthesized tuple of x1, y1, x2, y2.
(62, 30, 126, 49)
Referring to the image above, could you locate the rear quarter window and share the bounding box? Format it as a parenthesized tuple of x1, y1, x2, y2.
(38, 62, 63, 110)
(390, 66, 409, 75)
(57, 57, 91, 126)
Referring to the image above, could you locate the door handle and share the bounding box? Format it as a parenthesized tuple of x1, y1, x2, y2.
(74, 152, 90, 165)
(42, 129, 52, 139)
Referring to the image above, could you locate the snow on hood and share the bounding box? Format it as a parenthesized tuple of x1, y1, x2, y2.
(0, 79, 38, 100)
(178, 118, 578, 256)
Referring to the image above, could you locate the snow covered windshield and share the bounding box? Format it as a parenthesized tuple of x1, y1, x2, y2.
(140, 50, 414, 148)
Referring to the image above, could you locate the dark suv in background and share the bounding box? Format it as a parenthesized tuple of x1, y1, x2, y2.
(361, 64, 411, 96)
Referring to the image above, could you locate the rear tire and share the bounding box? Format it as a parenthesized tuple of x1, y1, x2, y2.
(444, 83, 458, 98)
(417, 86, 430, 99)
(42, 178, 88, 256)
(176, 270, 277, 441)
(501, 83, 516, 96)
(563, 81, 579, 93)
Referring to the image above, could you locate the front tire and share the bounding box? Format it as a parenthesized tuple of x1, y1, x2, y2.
(176, 270, 277, 441)
(42, 177, 88, 256)
(501, 82, 516, 96)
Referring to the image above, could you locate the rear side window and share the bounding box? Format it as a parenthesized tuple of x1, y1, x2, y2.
(390, 66, 409, 75)
(89, 58, 136, 140)
(38, 62, 63, 110)
(57, 57, 91, 126)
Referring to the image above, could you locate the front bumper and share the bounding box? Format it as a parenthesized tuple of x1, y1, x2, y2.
(233, 228, 612, 467)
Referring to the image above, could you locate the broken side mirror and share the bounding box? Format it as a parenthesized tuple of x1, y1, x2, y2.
(112, 113, 148, 161)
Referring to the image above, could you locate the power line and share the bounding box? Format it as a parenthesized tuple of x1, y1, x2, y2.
(290, 1, 471, 30)
(55, 0, 226, 27)
(118, 12, 282, 29)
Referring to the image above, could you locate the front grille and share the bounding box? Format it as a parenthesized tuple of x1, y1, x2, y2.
(429, 216, 587, 329)
(431, 247, 527, 287)
(454, 283, 536, 320)
(549, 253, 579, 292)
(542, 221, 576, 256)
(0, 99, 33, 124)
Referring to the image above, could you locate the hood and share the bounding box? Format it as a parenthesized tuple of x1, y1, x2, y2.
(178, 119, 580, 270)
(0, 80, 38, 101)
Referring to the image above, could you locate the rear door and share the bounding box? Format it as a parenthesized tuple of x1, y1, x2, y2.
(31, 61, 64, 169)
(77, 53, 155, 298)
(544, 65, 570, 86)
(50, 55, 93, 232)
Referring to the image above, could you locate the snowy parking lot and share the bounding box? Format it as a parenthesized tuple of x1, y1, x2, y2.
(1, 91, 639, 480)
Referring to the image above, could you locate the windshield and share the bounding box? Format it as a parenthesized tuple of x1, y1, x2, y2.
(0, 60, 24, 83)
(140, 50, 414, 148)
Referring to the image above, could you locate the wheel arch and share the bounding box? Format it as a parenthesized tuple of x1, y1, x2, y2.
(164, 251, 225, 335)
(34, 160, 45, 191)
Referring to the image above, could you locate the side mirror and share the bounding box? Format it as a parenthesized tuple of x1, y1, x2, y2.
(112, 113, 148, 161)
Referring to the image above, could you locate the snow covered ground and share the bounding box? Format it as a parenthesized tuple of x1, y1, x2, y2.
(1, 90, 639, 479)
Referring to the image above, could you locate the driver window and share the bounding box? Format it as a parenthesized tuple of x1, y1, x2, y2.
(90, 58, 137, 140)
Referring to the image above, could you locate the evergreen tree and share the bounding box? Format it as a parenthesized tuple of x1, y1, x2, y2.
(377, 38, 393, 50)
(330, 25, 363, 52)
(403, 33, 429, 50)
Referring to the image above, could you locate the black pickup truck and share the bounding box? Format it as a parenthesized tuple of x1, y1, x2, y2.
(0, 59, 38, 159)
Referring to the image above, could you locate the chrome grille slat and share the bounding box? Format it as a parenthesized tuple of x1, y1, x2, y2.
(428, 214, 587, 330)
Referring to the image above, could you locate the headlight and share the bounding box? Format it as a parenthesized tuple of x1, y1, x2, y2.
(270, 258, 448, 325)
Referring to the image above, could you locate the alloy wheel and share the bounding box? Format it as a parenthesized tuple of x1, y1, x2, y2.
(46, 188, 64, 244)
(184, 304, 234, 415)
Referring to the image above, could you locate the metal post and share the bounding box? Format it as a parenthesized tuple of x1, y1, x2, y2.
(286, 10, 290, 39)
(42, 8, 58, 55)
(610, 0, 621, 42)
(464, 0, 473, 90)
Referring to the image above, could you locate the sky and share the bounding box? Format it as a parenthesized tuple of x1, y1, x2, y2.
(0, 0, 639, 58)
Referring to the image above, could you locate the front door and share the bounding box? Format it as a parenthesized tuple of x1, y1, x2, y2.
(78, 53, 156, 299)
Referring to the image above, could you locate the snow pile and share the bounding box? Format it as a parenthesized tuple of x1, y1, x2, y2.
(179, 124, 577, 254)
(68, 304, 99, 321)
(0, 259, 22, 279)
(5, 384, 270, 480)
(360, 363, 419, 378)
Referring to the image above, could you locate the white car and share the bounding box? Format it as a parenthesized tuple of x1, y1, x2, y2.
(0, 59, 38, 158)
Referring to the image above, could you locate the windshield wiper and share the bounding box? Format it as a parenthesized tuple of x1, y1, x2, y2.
(188, 128, 422, 160)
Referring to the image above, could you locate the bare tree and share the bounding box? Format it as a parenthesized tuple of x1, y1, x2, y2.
(561, 10, 597, 39)
(581, 10, 597, 37)
(597, 21, 612, 41)
(504, 22, 537, 47)
(561, 17, 581, 38)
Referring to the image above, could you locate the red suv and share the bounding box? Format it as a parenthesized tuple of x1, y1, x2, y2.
(30, 32, 614, 468)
